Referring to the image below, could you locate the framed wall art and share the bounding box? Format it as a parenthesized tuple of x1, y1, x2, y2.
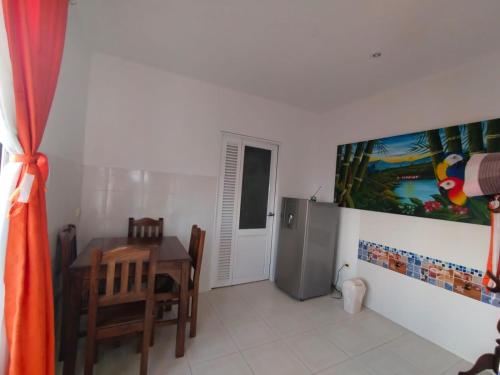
(334, 119, 500, 225)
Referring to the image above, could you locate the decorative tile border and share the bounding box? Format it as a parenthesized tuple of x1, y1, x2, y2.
(358, 240, 500, 307)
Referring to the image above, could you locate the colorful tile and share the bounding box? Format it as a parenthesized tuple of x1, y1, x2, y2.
(358, 240, 498, 307)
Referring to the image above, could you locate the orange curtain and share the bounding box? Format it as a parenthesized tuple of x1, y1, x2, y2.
(2, 0, 68, 374)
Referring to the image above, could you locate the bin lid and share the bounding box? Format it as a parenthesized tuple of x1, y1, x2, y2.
(342, 278, 366, 288)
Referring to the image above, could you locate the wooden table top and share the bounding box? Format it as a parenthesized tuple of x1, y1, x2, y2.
(71, 236, 191, 269)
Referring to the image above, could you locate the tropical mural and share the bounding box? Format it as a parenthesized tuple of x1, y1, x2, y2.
(334, 118, 500, 225)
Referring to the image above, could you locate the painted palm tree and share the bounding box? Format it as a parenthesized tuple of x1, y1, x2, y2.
(334, 145, 344, 202)
(486, 119, 500, 152)
(352, 140, 376, 192)
(339, 142, 365, 205)
(444, 126, 463, 154)
(338, 144, 352, 191)
(335, 145, 343, 181)
(466, 122, 485, 155)
(426, 129, 444, 179)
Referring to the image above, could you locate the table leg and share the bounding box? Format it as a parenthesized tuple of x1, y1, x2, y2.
(175, 262, 189, 358)
(63, 273, 83, 375)
(59, 279, 70, 361)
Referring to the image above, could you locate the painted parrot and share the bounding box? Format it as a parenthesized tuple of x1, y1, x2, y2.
(438, 177, 467, 206)
(436, 153, 466, 181)
(436, 153, 467, 205)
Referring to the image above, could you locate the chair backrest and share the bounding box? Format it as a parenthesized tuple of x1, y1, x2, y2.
(88, 246, 158, 308)
(128, 217, 164, 239)
(188, 225, 206, 289)
(188, 225, 200, 262)
(57, 224, 77, 290)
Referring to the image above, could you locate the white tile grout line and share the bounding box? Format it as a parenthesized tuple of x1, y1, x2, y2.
(206, 285, 459, 375)
(203, 288, 352, 375)
(191, 296, 256, 374)
(202, 284, 445, 375)
(65, 282, 467, 374)
(280, 331, 346, 374)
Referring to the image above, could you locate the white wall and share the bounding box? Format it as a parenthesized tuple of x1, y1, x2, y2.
(314, 51, 500, 362)
(41, 5, 90, 283)
(81, 52, 321, 292)
(49, 16, 500, 361)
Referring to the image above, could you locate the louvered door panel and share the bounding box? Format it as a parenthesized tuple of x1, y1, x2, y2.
(214, 141, 240, 285)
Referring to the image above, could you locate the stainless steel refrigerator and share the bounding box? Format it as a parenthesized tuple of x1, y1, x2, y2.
(275, 197, 339, 300)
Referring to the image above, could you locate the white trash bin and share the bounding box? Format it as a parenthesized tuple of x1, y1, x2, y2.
(342, 278, 366, 314)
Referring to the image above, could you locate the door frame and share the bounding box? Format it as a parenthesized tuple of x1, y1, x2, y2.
(211, 131, 280, 288)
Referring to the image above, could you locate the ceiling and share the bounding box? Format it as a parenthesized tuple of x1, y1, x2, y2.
(78, 0, 500, 113)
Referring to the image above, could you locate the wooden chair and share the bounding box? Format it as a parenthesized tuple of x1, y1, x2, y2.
(155, 225, 206, 337)
(85, 246, 157, 375)
(57, 224, 78, 361)
(128, 217, 173, 296)
(128, 217, 164, 239)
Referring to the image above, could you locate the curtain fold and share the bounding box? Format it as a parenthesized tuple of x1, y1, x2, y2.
(0, 2, 23, 373)
(1, 1, 68, 374)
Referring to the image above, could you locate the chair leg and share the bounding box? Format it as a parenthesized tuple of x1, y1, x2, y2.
(141, 326, 152, 375)
(150, 315, 156, 347)
(458, 353, 496, 375)
(189, 294, 198, 338)
(139, 343, 149, 375)
(85, 307, 97, 375)
(84, 338, 96, 375)
(156, 302, 164, 320)
(137, 334, 143, 354)
(58, 323, 65, 362)
(58, 296, 66, 362)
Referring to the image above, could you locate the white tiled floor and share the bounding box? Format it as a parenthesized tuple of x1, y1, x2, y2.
(59, 281, 486, 375)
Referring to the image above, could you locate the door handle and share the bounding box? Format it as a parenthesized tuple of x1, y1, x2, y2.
(267, 212, 275, 217)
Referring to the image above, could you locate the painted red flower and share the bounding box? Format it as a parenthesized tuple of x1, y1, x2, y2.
(449, 205, 468, 215)
(424, 201, 442, 212)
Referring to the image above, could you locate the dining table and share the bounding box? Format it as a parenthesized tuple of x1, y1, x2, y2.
(62, 236, 192, 375)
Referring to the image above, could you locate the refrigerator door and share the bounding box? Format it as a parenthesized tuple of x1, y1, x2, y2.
(301, 202, 339, 299)
(275, 198, 308, 299)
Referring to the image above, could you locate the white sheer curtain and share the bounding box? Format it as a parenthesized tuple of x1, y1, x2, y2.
(0, 4, 23, 372)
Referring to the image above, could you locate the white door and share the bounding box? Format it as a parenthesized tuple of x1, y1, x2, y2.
(213, 133, 278, 287)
